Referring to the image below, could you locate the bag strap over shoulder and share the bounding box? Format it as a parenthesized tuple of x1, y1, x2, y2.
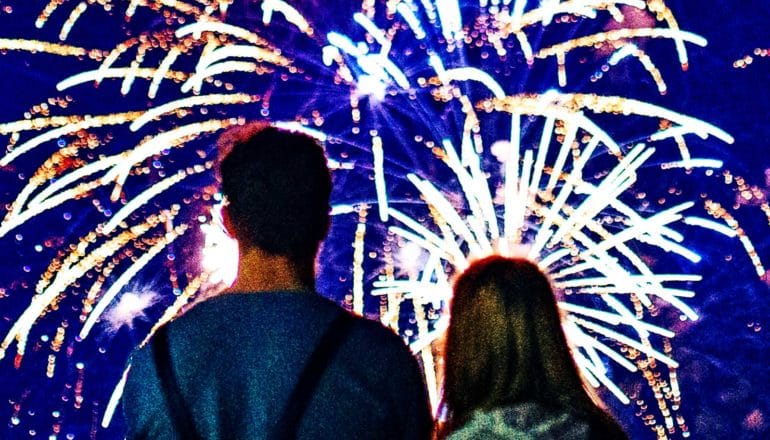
(272, 312, 354, 439)
(151, 311, 354, 440)
(152, 325, 202, 440)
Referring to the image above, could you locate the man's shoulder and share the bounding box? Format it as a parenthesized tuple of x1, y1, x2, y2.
(345, 313, 404, 346)
(164, 291, 337, 330)
(337, 313, 421, 381)
(161, 291, 407, 348)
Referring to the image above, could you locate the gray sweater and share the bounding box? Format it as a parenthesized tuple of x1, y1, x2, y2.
(448, 402, 592, 439)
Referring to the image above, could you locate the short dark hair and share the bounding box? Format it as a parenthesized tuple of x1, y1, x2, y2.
(219, 123, 332, 260)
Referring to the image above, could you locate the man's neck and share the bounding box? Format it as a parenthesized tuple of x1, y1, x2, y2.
(227, 247, 314, 293)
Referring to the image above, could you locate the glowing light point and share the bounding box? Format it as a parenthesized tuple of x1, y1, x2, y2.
(356, 74, 387, 101)
(102, 291, 160, 332)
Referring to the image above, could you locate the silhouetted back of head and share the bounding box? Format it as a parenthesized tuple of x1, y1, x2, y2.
(219, 124, 331, 261)
(443, 255, 626, 438)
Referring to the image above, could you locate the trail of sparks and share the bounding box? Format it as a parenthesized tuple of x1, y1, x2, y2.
(0, 38, 104, 60)
(0, 211, 177, 363)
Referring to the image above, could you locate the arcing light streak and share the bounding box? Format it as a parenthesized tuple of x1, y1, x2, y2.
(661, 158, 724, 169)
(530, 24, 705, 86)
(171, 39, 291, 94)
(0, 121, 224, 238)
(572, 316, 678, 368)
(500, 1, 646, 54)
(440, 139, 496, 251)
(570, 344, 631, 404)
(326, 31, 411, 90)
(58, 1, 88, 41)
(388, 208, 467, 267)
(705, 200, 766, 277)
(528, 143, 653, 257)
(435, 0, 463, 41)
(102, 366, 130, 429)
(372, 136, 389, 221)
(261, 0, 314, 35)
(182, 61, 261, 94)
(484, 93, 734, 146)
(272, 122, 328, 142)
(535, 27, 707, 61)
(397, 2, 426, 39)
(56, 67, 190, 92)
(645, 0, 692, 68)
(149, 47, 183, 98)
(175, 21, 272, 47)
(567, 324, 638, 377)
(442, 68, 506, 98)
(608, 44, 668, 94)
(79, 224, 188, 339)
(126, 0, 202, 18)
(0, 38, 104, 59)
(407, 173, 486, 258)
(0, 213, 173, 362)
(195, 44, 289, 71)
(0, 115, 85, 135)
(144, 274, 207, 346)
(683, 216, 737, 237)
(609, 43, 639, 65)
(0, 111, 144, 167)
(559, 302, 676, 338)
(352, 221, 367, 316)
(7, 150, 111, 218)
(130, 94, 254, 131)
(103, 119, 232, 193)
(354, 13, 389, 47)
(509, 0, 527, 28)
(544, 144, 655, 246)
(0, 178, 104, 239)
(547, 202, 702, 321)
(102, 171, 192, 234)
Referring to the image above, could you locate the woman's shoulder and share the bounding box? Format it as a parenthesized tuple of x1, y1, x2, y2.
(448, 402, 590, 440)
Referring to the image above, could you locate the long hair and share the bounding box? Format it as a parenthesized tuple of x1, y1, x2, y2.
(442, 255, 626, 438)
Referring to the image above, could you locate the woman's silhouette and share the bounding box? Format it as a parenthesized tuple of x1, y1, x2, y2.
(441, 255, 627, 439)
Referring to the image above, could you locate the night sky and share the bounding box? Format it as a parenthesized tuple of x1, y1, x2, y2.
(0, 1, 768, 439)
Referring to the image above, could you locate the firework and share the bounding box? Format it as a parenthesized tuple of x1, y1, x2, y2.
(0, 1, 766, 438)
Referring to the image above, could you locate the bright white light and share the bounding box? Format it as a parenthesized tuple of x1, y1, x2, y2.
(396, 241, 427, 280)
(397, 3, 426, 39)
(490, 140, 512, 162)
(200, 205, 239, 288)
(356, 74, 387, 101)
(103, 290, 160, 332)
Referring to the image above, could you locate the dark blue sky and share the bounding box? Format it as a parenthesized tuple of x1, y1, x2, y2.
(0, 1, 768, 438)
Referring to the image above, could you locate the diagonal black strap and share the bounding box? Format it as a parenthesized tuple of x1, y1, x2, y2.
(152, 325, 202, 440)
(272, 312, 354, 439)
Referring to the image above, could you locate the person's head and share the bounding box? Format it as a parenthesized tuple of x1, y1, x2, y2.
(443, 255, 624, 436)
(218, 123, 332, 264)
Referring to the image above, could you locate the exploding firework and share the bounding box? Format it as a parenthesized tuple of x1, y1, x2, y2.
(0, 1, 767, 438)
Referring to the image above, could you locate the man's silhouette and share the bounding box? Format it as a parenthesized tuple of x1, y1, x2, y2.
(123, 123, 432, 439)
